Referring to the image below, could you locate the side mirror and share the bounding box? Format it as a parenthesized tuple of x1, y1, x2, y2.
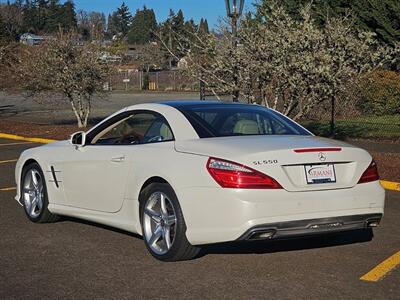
(70, 131, 86, 147)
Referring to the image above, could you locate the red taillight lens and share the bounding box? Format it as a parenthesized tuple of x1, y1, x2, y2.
(206, 157, 282, 189)
(358, 160, 379, 184)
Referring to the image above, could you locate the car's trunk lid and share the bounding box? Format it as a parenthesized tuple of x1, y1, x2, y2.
(175, 135, 372, 191)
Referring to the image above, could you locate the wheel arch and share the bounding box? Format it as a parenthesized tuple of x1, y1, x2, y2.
(138, 176, 170, 202)
(22, 158, 39, 169)
(16, 157, 45, 205)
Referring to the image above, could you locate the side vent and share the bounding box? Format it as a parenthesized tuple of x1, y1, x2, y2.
(50, 166, 60, 188)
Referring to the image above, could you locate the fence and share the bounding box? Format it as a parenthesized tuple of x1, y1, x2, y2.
(108, 70, 399, 140)
(109, 70, 199, 92)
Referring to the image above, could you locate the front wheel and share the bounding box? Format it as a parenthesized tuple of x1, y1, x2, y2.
(21, 162, 59, 223)
(140, 183, 200, 262)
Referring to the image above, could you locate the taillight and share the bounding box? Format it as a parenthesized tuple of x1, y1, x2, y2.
(358, 160, 379, 184)
(206, 157, 282, 189)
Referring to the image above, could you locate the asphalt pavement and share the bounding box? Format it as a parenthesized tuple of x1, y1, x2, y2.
(0, 138, 399, 299)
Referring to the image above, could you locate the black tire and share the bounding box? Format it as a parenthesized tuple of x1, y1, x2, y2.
(139, 183, 200, 262)
(21, 162, 59, 223)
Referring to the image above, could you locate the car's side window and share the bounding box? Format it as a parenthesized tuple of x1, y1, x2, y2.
(90, 111, 174, 145)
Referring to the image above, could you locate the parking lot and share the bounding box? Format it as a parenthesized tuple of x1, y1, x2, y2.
(0, 137, 399, 299)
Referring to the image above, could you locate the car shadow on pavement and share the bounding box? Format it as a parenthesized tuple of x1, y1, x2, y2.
(199, 229, 373, 257)
(57, 217, 373, 259)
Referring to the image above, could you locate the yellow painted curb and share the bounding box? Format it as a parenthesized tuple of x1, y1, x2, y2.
(0, 133, 56, 144)
(380, 180, 400, 192)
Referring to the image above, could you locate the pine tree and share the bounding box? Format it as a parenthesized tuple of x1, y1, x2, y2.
(256, 0, 400, 45)
(115, 2, 132, 36)
(106, 13, 117, 37)
(45, 0, 61, 32)
(172, 9, 185, 34)
(199, 18, 209, 34)
(127, 6, 157, 44)
(0, 13, 6, 41)
(60, 0, 77, 30)
(22, 0, 37, 33)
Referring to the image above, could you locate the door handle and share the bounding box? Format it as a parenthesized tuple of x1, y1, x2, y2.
(111, 156, 125, 162)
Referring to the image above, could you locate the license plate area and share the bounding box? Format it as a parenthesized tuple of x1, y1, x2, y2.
(304, 164, 336, 184)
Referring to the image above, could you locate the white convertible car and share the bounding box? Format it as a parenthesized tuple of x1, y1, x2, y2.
(15, 101, 385, 261)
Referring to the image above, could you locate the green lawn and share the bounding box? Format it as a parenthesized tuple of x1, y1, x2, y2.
(302, 115, 400, 139)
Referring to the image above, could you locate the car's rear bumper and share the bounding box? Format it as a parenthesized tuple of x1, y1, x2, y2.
(178, 181, 385, 245)
(236, 213, 382, 241)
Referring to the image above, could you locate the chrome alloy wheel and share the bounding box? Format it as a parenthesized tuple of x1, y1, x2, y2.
(23, 169, 44, 219)
(143, 192, 177, 255)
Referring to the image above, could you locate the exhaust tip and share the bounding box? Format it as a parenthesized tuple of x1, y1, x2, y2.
(248, 229, 276, 240)
(367, 220, 380, 228)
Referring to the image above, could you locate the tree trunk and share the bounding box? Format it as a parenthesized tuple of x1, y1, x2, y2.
(70, 96, 88, 128)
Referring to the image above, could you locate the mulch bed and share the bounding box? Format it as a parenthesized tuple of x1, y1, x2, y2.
(371, 152, 400, 182)
(0, 120, 82, 140)
(0, 120, 399, 182)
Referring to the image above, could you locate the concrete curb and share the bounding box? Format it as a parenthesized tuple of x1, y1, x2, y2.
(0, 133, 56, 144)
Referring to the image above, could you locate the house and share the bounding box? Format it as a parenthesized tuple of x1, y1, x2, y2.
(19, 33, 48, 46)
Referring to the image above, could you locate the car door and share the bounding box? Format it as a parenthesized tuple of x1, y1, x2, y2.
(59, 110, 174, 213)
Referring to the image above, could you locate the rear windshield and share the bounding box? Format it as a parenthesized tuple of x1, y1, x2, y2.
(177, 104, 311, 138)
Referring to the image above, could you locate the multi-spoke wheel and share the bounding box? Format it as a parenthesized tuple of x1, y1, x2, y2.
(23, 169, 44, 219)
(140, 183, 200, 261)
(21, 163, 59, 223)
(143, 192, 177, 255)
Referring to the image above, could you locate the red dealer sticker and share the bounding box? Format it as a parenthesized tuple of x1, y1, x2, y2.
(304, 164, 336, 184)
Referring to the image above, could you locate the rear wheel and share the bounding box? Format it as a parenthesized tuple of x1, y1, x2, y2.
(140, 183, 200, 261)
(21, 162, 59, 223)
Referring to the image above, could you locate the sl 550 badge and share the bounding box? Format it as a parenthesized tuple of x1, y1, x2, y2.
(253, 159, 278, 166)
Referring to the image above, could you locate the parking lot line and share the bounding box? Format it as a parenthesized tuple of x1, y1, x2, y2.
(0, 187, 16, 192)
(360, 251, 400, 282)
(0, 142, 34, 146)
(0, 133, 55, 144)
(0, 159, 18, 164)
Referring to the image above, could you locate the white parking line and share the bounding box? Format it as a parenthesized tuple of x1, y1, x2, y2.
(0, 187, 16, 192)
(0, 142, 34, 146)
(0, 159, 18, 164)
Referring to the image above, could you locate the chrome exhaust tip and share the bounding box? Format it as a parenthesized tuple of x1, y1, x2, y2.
(248, 229, 276, 240)
(366, 220, 380, 228)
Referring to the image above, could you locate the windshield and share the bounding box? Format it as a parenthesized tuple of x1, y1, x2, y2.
(176, 104, 311, 138)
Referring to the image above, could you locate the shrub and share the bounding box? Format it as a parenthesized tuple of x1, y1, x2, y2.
(358, 70, 400, 115)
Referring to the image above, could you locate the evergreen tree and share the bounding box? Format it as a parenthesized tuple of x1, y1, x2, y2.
(0, 13, 6, 41)
(36, 0, 49, 32)
(106, 13, 117, 37)
(127, 6, 157, 44)
(22, 0, 38, 33)
(45, 0, 61, 32)
(172, 9, 185, 34)
(256, 0, 400, 45)
(115, 2, 131, 36)
(60, 0, 77, 31)
(199, 18, 209, 34)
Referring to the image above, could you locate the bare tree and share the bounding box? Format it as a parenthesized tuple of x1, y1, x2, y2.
(17, 32, 110, 128)
(158, 3, 398, 120)
(136, 42, 166, 73)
